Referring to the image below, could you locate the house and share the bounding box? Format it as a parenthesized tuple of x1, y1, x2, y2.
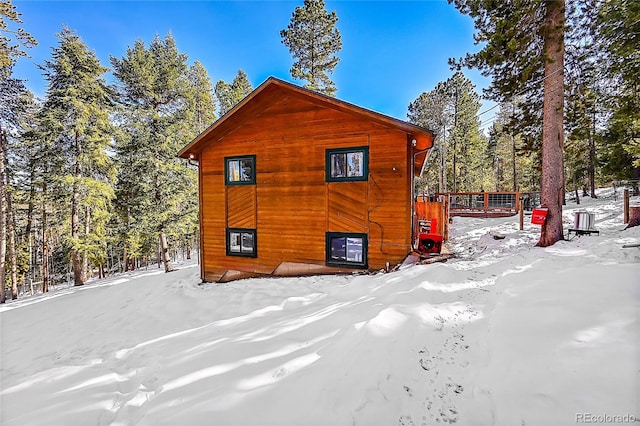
(178, 77, 435, 282)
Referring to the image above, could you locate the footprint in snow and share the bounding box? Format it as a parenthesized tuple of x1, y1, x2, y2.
(398, 415, 415, 426)
(418, 348, 433, 371)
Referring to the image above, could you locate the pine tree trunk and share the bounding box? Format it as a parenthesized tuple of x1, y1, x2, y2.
(72, 133, 86, 286)
(7, 187, 18, 299)
(160, 232, 175, 273)
(0, 129, 8, 304)
(512, 133, 517, 191)
(537, 0, 565, 247)
(1, 131, 18, 299)
(440, 130, 447, 193)
(83, 206, 90, 280)
(589, 111, 597, 198)
(452, 91, 458, 193)
(42, 188, 49, 294)
(26, 167, 36, 291)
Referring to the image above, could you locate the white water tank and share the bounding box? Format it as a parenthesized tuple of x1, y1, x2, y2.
(573, 212, 596, 231)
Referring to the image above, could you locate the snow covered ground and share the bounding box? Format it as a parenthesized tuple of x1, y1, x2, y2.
(1, 188, 638, 426)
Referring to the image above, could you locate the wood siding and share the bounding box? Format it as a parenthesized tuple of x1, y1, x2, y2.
(198, 90, 416, 281)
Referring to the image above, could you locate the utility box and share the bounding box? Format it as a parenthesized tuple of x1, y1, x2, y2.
(531, 208, 548, 225)
(573, 212, 596, 231)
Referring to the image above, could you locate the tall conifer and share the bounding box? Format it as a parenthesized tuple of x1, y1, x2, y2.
(111, 34, 199, 273)
(40, 27, 115, 285)
(449, 0, 566, 246)
(215, 70, 252, 116)
(280, 0, 342, 96)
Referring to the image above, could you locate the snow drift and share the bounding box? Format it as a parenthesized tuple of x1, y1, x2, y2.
(1, 188, 638, 426)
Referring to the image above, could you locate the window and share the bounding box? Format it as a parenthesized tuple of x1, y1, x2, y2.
(226, 228, 257, 257)
(326, 232, 368, 268)
(325, 147, 368, 182)
(225, 155, 256, 185)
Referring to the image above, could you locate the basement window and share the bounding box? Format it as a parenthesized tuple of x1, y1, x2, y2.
(226, 228, 257, 257)
(325, 147, 368, 182)
(225, 155, 256, 185)
(326, 232, 368, 268)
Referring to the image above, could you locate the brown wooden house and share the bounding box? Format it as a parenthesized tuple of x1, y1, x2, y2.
(178, 77, 435, 282)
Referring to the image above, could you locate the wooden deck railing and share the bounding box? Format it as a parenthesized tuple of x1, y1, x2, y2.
(438, 192, 520, 217)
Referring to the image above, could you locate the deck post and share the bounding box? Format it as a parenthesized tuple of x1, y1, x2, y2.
(624, 189, 630, 224)
(519, 198, 524, 230)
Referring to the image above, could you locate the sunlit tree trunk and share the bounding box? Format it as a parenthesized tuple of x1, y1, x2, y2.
(589, 111, 597, 198)
(159, 232, 174, 273)
(72, 132, 86, 286)
(0, 128, 8, 304)
(7, 186, 18, 299)
(538, 0, 566, 247)
(42, 181, 49, 294)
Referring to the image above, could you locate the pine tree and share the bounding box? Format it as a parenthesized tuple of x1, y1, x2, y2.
(449, 0, 566, 247)
(597, 0, 640, 174)
(0, 118, 7, 303)
(215, 69, 252, 116)
(188, 61, 216, 133)
(0, 72, 28, 300)
(485, 103, 532, 192)
(0, 0, 36, 302)
(40, 27, 115, 286)
(408, 72, 483, 193)
(0, 0, 37, 73)
(280, 0, 342, 96)
(111, 33, 199, 273)
(409, 81, 451, 193)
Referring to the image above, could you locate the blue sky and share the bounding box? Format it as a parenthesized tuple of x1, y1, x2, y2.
(12, 0, 491, 122)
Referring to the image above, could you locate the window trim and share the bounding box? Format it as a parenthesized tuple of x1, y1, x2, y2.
(226, 228, 257, 257)
(325, 146, 369, 182)
(325, 232, 368, 268)
(224, 155, 256, 186)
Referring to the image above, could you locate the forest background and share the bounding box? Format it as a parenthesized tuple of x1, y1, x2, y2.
(0, 0, 638, 301)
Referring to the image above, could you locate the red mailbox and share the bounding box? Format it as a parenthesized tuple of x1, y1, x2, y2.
(531, 208, 548, 225)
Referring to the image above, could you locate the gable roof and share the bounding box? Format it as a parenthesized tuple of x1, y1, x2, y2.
(178, 76, 435, 174)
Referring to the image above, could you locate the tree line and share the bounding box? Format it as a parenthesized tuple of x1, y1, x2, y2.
(409, 0, 638, 246)
(0, 26, 255, 301)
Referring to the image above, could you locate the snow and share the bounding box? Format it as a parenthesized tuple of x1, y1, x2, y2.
(1, 188, 639, 426)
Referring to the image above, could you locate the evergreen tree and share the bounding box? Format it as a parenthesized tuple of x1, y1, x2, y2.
(597, 0, 640, 174)
(485, 103, 533, 192)
(188, 61, 216, 133)
(564, 0, 606, 198)
(215, 69, 252, 116)
(111, 33, 199, 273)
(408, 72, 483, 193)
(280, 0, 342, 96)
(40, 27, 115, 286)
(0, 0, 36, 302)
(446, 72, 483, 192)
(408, 83, 450, 193)
(449, 0, 566, 247)
(0, 0, 37, 74)
(0, 70, 30, 300)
